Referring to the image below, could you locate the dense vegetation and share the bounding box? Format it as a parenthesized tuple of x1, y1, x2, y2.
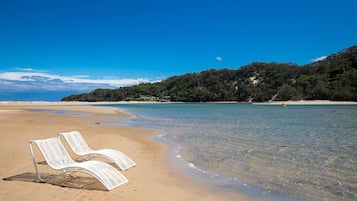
(62, 46, 357, 102)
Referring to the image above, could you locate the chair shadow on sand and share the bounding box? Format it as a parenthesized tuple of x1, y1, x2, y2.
(3, 161, 108, 191)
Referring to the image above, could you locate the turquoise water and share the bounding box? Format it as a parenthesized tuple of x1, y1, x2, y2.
(103, 103, 357, 201)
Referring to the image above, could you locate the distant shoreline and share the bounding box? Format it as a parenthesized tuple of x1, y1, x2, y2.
(253, 100, 357, 105)
(1, 100, 356, 105)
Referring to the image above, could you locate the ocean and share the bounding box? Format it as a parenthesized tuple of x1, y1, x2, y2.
(101, 103, 357, 201)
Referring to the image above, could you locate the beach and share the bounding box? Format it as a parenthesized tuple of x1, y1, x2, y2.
(253, 100, 357, 105)
(0, 102, 264, 201)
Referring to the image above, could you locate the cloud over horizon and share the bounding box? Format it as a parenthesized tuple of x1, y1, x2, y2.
(0, 68, 154, 93)
(311, 56, 327, 62)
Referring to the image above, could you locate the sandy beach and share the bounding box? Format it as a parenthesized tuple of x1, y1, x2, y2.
(0, 102, 264, 201)
(254, 100, 357, 105)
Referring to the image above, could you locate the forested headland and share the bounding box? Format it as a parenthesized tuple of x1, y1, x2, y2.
(62, 46, 357, 102)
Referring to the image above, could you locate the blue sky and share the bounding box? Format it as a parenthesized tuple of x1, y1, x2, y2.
(0, 0, 356, 100)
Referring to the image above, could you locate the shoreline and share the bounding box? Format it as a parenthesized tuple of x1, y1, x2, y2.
(0, 102, 264, 201)
(1, 99, 356, 106)
(253, 100, 357, 105)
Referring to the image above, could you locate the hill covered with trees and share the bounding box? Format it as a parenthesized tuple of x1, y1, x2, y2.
(62, 46, 357, 102)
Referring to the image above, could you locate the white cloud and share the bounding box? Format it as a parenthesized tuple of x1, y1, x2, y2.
(215, 56, 223, 62)
(14, 67, 48, 73)
(0, 69, 154, 92)
(311, 56, 327, 62)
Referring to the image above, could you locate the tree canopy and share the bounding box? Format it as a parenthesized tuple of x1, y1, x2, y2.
(62, 46, 357, 102)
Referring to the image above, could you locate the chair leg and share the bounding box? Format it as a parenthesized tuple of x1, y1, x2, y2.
(29, 142, 45, 182)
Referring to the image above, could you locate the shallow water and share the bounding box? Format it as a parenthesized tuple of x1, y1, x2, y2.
(103, 103, 357, 201)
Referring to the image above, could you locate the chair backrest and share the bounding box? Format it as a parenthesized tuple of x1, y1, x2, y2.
(59, 131, 92, 155)
(31, 137, 75, 169)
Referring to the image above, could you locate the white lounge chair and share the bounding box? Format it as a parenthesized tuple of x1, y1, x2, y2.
(29, 137, 128, 191)
(59, 131, 136, 171)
